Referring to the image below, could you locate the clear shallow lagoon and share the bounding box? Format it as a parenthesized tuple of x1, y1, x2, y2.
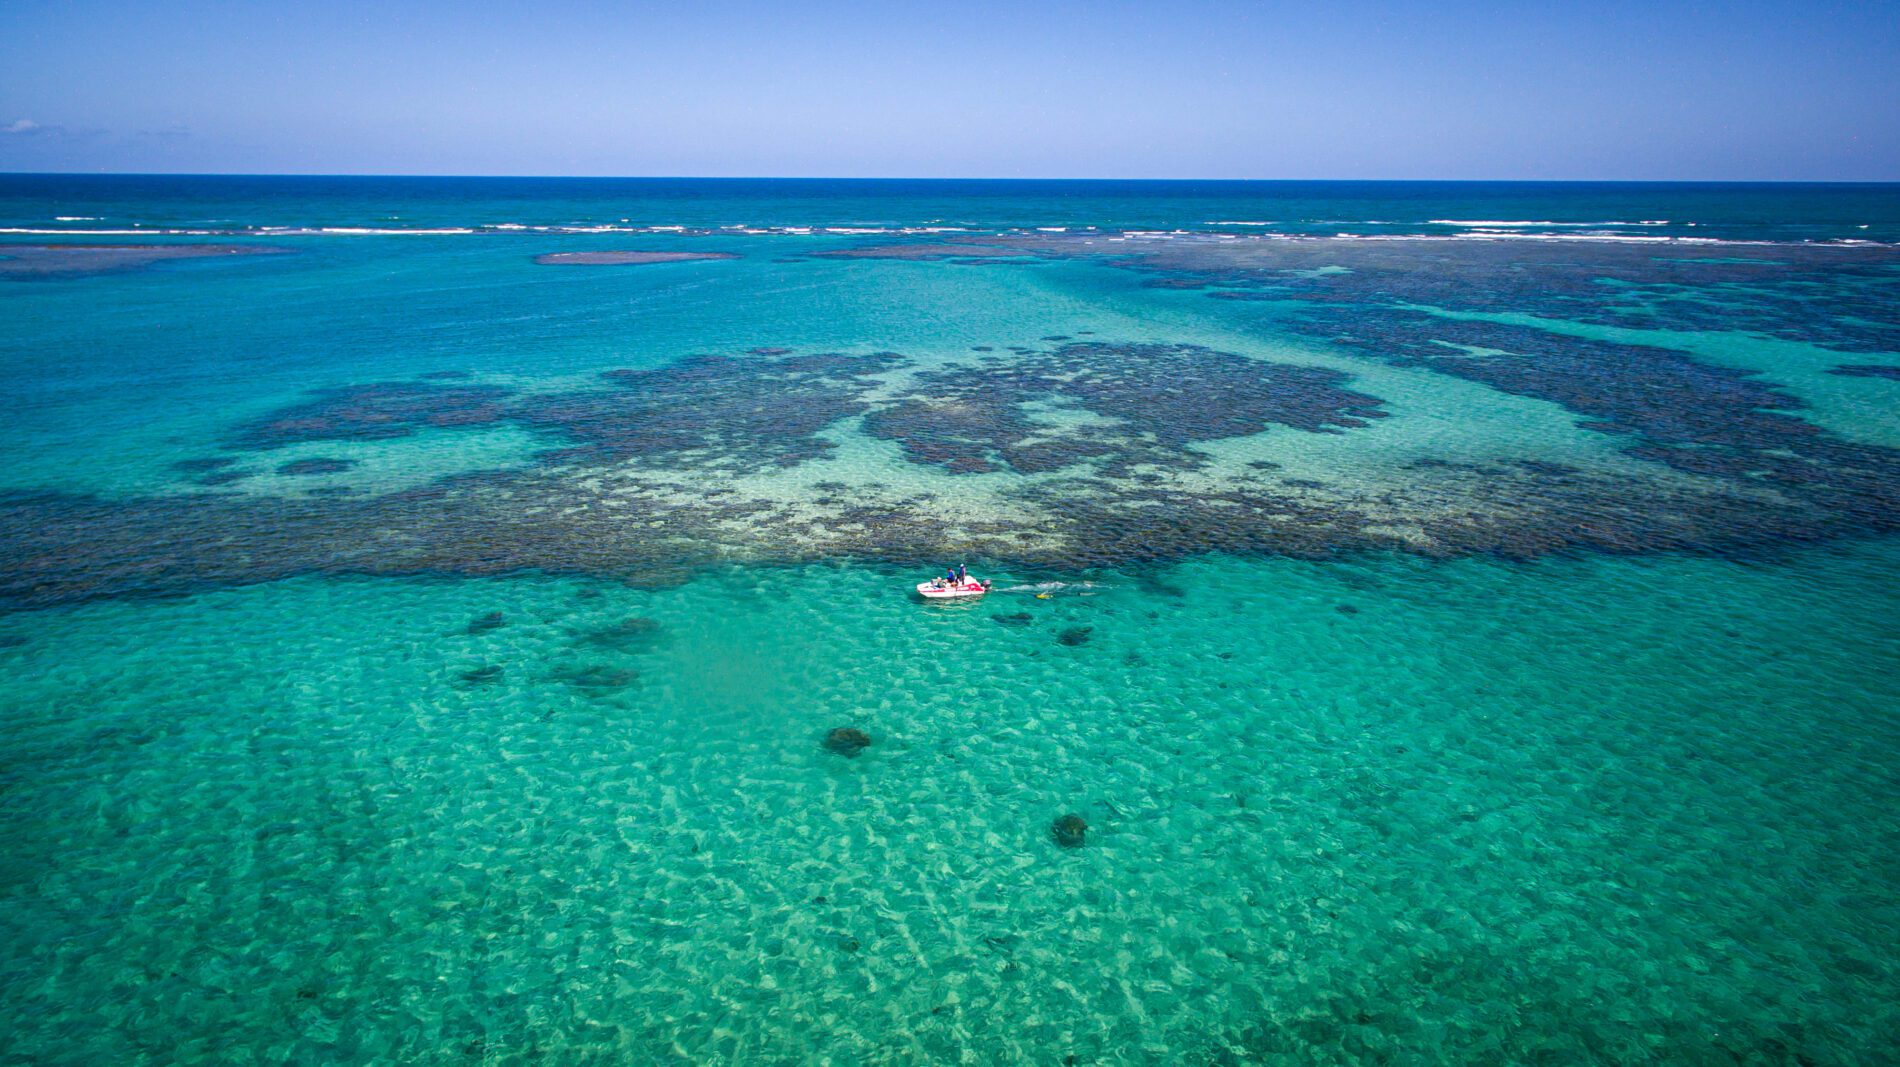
(2, 178, 1898, 1063)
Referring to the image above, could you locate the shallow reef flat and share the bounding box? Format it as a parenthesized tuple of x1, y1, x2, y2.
(1, 319, 1895, 607)
(0, 242, 290, 277)
(0, 230, 1894, 612)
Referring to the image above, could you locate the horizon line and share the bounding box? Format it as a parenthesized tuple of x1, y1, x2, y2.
(4, 171, 1899, 186)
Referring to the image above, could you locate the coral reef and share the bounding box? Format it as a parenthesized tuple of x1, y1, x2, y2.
(1051, 814, 1088, 847)
(823, 727, 872, 757)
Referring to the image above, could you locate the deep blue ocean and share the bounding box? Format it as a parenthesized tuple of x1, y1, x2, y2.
(3, 175, 1899, 243)
(2, 176, 1898, 1064)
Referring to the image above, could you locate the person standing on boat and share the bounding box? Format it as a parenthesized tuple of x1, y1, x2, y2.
(956, 564, 968, 585)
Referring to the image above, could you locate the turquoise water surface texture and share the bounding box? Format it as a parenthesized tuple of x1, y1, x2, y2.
(2, 178, 1898, 1064)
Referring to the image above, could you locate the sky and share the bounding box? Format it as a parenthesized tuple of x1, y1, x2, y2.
(1, 0, 1896, 180)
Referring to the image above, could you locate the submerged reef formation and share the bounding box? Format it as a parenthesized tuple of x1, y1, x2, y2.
(548, 663, 638, 696)
(454, 664, 504, 687)
(1831, 364, 1900, 381)
(514, 351, 900, 469)
(1, 232, 1897, 609)
(231, 380, 514, 449)
(862, 342, 1385, 477)
(1051, 814, 1088, 847)
(577, 616, 663, 652)
(277, 458, 355, 476)
(0, 243, 290, 278)
(823, 727, 872, 757)
(1298, 307, 1900, 514)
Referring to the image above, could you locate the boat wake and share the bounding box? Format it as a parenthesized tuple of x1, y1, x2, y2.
(990, 580, 1107, 595)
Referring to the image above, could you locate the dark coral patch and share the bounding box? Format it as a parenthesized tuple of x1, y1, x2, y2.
(549, 663, 638, 695)
(1051, 814, 1088, 847)
(1057, 626, 1093, 646)
(466, 611, 506, 634)
(229, 353, 893, 477)
(278, 458, 355, 476)
(1295, 306, 1900, 515)
(823, 727, 872, 757)
(0, 244, 291, 279)
(233, 380, 513, 450)
(456, 664, 504, 687)
(578, 616, 663, 652)
(864, 342, 1386, 477)
(514, 350, 900, 470)
(1830, 364, 1900, 381)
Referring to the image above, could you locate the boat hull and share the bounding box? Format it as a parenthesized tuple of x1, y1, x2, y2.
(916, 582, 987, 599)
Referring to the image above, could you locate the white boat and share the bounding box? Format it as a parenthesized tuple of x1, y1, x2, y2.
(916, 576, 991, 599)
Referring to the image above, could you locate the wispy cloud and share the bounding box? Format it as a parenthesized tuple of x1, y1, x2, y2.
(0, 119, 108, 142)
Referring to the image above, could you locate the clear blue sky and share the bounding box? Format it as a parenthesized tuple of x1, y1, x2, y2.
(2, 0, 1895, 179)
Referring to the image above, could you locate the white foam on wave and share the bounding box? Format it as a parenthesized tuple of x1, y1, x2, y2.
(6, 221, 1878, 250)
(0, 227, 222, 236)
(1103, 229, 1870, 249)
(1348, 231, 1775, 247)
(303, 227, 477, 235)
(54, 216, 101, 222)
(992, 580, 1107, 594)
(1428, 219, 1668, 228)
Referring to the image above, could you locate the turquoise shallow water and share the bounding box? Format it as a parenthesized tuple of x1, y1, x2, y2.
(2, 178, 1899, 1063)
(3, 547, 1897, 1063)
